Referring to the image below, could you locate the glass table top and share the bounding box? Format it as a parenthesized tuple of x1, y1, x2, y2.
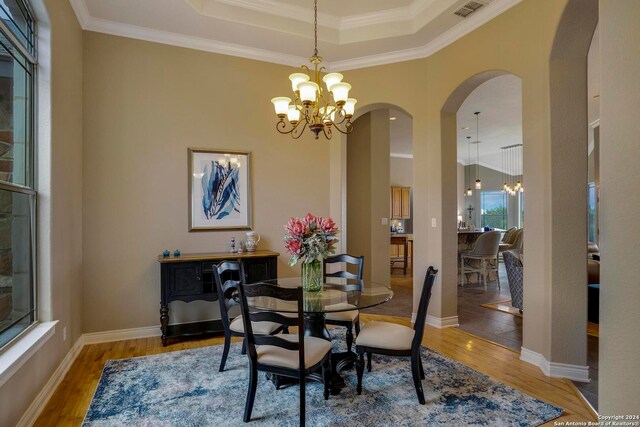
(245, 277, 393, 314)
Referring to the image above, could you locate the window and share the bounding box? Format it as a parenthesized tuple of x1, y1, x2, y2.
(0, 0, 36, 350)
(481, 191, 507, 230)
(588, 183, 598, 243)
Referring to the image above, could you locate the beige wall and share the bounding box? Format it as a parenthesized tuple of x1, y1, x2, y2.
(599, 0, 640, 415)
(390, 157, 413, 187)
(81, 32, 331, 332)
(0, 0, 84, 425)
(346, 111, 390, 284)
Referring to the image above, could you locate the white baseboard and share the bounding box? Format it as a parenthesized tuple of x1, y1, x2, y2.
(16, 335, 84, 427)
(411, 312, 459, 328)
(81, 325, 161, 345)
(520, 347, 590, 382)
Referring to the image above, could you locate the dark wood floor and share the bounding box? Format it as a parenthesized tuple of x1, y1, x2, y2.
(362, 271, 413, 318)
(457, 267, 523, 350)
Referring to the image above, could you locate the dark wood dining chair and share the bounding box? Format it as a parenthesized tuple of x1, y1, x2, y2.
(355, 266, 438, 404)
(322, 254, 364, 352)
(213, 261, 285, 372)
(236, 279, 332, 426)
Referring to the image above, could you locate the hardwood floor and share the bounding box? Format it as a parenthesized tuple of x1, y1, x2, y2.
(35, 314, 595, 426)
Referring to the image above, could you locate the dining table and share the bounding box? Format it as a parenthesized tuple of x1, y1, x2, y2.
(245, 277, 394, 394)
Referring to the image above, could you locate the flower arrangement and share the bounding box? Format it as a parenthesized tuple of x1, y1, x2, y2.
(284, 213, 339, 266)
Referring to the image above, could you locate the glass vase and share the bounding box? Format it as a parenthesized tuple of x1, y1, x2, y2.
(301, 259, 323, 292)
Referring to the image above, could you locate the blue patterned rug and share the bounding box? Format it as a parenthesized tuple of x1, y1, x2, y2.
(84, 332, 562, 426)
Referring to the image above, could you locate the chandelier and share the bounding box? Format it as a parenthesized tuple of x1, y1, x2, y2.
(270, 0, 356, 140)
(501, 144, 524, 196)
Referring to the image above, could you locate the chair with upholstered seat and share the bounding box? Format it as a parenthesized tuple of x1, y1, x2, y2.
(355, 266, 438, 404)
(322, 254, 364, 352)
(498, 227, 518, 261)
(503, 250, 523, 312)
(213, 261, 285, 372)
(237, 279, 331, 426)
(460, 230, 501, 288)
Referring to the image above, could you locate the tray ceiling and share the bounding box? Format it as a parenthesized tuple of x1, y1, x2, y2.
(71, 0, 523, 70)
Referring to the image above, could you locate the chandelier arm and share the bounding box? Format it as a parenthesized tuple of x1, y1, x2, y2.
(330, 121, 353, 135)
(276, 119, 293, 135)
(332, 108, 347, 125)
(291, 120, 308, 139)
(322, 124, 333, 140)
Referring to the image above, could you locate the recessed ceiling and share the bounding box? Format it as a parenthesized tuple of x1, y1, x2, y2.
(390, 109, 413, 156)
(71, 0, 523, 70)
(456, 75, 523, 174)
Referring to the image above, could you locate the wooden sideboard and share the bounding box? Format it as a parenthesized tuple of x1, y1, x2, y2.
(158, 250, 279, 346)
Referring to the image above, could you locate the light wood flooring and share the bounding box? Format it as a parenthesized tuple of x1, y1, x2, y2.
(35, 314, 595, 426)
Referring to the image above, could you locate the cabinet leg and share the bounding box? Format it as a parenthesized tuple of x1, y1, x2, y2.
(160, 304, 169, 346)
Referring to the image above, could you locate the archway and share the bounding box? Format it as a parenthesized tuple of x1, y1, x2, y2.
(333, 103, 416, 318)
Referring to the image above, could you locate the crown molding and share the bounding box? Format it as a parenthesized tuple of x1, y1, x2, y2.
(79, 14, 307, 68)
(69, 0, 91, 28)
(192, 0, 439, 31)
(70, 0, 523, 71)
(330, 0, 524, 71)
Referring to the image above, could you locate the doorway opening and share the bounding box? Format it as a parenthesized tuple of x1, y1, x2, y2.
(345, 106, 415, 319)
(453, 74, 525, 351)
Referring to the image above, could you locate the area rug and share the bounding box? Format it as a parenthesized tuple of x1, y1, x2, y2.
(480, 300, 523, 317)
(84, 333, 563, 426)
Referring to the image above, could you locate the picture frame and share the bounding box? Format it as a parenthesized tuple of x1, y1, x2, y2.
(188, 148, 252, 231)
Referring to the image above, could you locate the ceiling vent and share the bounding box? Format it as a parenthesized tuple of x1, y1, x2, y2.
(454, 1, 485, 18)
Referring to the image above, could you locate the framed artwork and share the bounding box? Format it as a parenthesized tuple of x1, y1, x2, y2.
(188, 148, 252, 231)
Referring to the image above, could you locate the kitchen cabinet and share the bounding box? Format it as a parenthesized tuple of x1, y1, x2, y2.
(390, 186, 411, 219)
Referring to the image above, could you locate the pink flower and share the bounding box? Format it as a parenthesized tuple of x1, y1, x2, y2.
(302, 213, 317, 231)
(319, 217, 337, 234)
(285, 239, 303, 255)
(285, 218, 306, 238)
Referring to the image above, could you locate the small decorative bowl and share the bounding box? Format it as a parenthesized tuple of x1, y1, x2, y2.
(162, 250, 170, 257)
(173, 249, 181, 257)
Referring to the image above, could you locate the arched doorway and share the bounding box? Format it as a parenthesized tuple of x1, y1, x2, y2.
(341, 103, 416, 319)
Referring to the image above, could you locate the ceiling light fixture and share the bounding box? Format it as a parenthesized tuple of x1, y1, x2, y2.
(466, 136, 473, 197)
(270, 0, 356, 140)
(501, 144, 524, 196)
(389, 116, 397, 121)
(474, 112, 482, 190)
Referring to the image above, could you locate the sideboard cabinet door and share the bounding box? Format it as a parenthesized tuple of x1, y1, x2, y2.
(243, 256, 277, 283)
(168, 262, 202, 298)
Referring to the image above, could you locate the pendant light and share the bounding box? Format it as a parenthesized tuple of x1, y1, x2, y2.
(466, 136, 473, 197)
(474, 112, 482, 190)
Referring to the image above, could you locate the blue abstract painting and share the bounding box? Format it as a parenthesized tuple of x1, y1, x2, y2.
(189, 149, 251, 230)
(201, 160, 241, 220)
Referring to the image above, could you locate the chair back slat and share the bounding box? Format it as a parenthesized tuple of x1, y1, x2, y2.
(242, 282, 301, 301)
(323, 279, 363, 292)
(254, 335, 300, 351)
(236, 273, 305, 366)
(213, 260, 243, 331)
(412, 266, 438, 350)
(469, 230, 501, 257)
(323, 254, 364, 281)
(249, 311, 298, 327)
